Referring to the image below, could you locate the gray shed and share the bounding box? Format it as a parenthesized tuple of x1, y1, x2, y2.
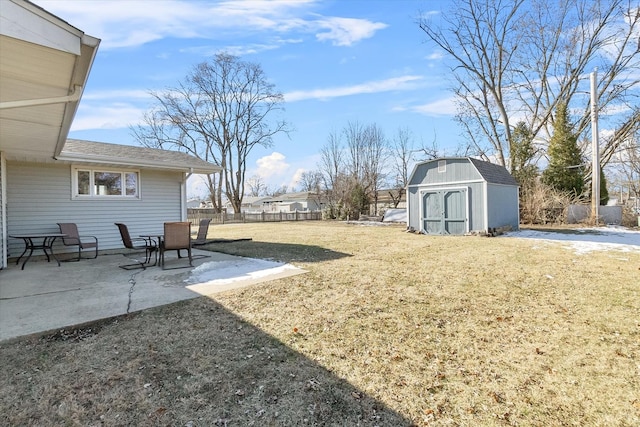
(407, 157, 519, 235)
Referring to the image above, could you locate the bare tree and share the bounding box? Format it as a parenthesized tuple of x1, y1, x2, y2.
(344, 121, 368, 186)
(319, 129, 346, 217)
(246, 175, 267, 197)
(362, 124, 388, 214)
(266, 185, 289, 197)
(298, 170, 323, 193)
(131, 53, 291, 213)
(613, 131, 640, 210)
(388, 127, 415, 208)
(419, 0, 640, 175)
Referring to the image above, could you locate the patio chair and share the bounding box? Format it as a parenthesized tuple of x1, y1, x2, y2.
(57, 223, 98, 261)
(191, 218, 213, 245)
(161, 222, 193, 270)
(115, 223, 157, 270)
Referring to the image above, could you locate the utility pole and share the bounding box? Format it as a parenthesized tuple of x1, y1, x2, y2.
(591, 69, 600, 223)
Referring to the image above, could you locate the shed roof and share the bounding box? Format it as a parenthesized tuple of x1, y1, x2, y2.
(57, 139, 222, 174)
(411, 157, 518, 186)
(468, 158, 518, 186)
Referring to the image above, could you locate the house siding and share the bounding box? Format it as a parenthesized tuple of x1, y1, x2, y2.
(0, 152, 6, 268)
(6, 161, 184, 257)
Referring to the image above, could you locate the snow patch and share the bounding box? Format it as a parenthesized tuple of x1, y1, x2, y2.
(504, 226, 640, 254)
(185, 258, 299, 286)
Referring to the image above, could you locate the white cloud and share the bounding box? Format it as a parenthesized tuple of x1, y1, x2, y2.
(33, 0, 387, 50)
(409, 96, 458, 117)
(80, 89, 152, 101)
(426, 50, 444, 61)
(71, 103, 146, 131)
(284, 75, 424, 102)
(315, 17, 388, 46)
(288, 167, 306, 189)
(255, 152, 290, 179)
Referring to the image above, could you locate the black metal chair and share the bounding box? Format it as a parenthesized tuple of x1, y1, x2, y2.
(57, 223, 98, 261)
(115, 223, 157, 269)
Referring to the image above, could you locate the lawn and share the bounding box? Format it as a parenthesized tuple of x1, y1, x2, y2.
(1, 221, 638, 426)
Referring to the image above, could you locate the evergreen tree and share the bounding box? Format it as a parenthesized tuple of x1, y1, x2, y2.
(542, 103, 584, 198)
(599, 169, 609, 206)
(511, 121, 538, 189)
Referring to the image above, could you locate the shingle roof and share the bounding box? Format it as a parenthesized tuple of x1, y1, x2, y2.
(468, 157, 518, 186)
(58, 139, 221, 174)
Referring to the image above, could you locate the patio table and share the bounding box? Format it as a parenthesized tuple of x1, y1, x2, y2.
(9, 233, 67, 270)
(139, 234, 163, 266)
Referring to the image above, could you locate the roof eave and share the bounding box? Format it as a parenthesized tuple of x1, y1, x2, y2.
(56, 152, 222, 174)
(54, 35, 100, 158)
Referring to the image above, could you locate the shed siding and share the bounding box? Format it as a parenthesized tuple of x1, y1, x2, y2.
(408, 158, 482, 186)
(486, 184, 519, 230)
(6, 161, 184, 257)
(407, 158, 519, 234)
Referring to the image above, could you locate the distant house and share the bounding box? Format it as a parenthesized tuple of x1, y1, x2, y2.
(370, 188, 407, 215)
(260, 191, 326, 212)
(0, 0, 221, 268)
(407, 157, 519, 235)
(222, 196, 270, 214)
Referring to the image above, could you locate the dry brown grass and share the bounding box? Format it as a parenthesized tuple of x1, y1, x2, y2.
(1, 221, 639, 426)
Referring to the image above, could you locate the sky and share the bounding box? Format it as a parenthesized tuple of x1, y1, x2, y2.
(31, 0, 460, 198)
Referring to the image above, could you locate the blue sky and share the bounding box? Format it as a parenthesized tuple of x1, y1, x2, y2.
(33, 0, 462, 196)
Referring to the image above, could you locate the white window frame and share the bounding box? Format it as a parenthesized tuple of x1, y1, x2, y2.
(72, 167, 141, 199)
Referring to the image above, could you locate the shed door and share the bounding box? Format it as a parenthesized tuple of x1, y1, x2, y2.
(421, 189, 467, 235)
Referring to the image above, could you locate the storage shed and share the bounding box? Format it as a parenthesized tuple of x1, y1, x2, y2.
(407, 157, 519, 235)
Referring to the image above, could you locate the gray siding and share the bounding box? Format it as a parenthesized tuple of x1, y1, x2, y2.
(0, 153, 5, 268)
(408, 158, 482, 186)
(486, 184, 520, 230)
(466, 182, 485, 231)
(407, 158, 519, 234)
(6, 161, 184, 257)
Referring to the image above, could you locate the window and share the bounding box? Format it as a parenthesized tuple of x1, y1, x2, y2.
(73, 168, 139, 198)
(438, 160, 446, 173)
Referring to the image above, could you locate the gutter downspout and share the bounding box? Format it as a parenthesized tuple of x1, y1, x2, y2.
(181, 169, 193, 222)
(1, 152, 6, 269)
(0, 85, 83, 109)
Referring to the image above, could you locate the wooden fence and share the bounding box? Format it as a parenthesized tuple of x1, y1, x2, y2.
(187, 209, 322, 224)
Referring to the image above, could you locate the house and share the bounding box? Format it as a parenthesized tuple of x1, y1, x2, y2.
(260, 191, 326, 212)
(0, 0, 221, 268)
(407, 157, 519, 235)
(370, 188, 407, 215)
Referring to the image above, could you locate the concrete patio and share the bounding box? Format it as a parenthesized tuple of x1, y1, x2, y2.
(0, 248, 305, 342)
